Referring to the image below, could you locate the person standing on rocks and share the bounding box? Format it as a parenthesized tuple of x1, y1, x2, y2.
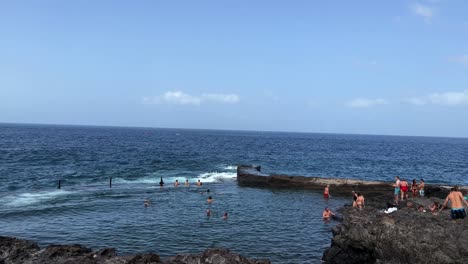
(439, 186, 468, 220)
(419, 179, 425, 197)
(356, 193, 365, 209)
(411, 179, 418, 198)
(400, 179, 409, 201)
(352, 191, 358, 207)
(324, 185, 330, 199)
(393, 176, 401, 204)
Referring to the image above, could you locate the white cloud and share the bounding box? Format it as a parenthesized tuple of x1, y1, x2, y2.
(142, 91, 240, 105)
(411, 3, 434, 23)
(407, 91, 468, 106)
(346, 98, 388, 108)
(162, 91, 201, 105)
(202, 93, 239, 103)
(449, 55, 468, 65)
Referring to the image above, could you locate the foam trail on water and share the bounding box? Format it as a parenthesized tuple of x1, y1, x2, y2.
(197, 172, 237, 183)
(2, 190, 75, 207)
(223, 165, 238, 170)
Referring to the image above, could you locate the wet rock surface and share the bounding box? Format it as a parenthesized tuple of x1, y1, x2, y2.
(322, 197, 468, 264)
(0, 237, 270, 264)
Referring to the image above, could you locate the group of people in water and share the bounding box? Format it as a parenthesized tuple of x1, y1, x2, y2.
(159, 177, 203, 187)
(144, 178, 229, 220)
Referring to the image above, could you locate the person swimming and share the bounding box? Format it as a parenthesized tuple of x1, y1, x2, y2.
(144, 199, 150, 207)
(185, 179, 189, 186)
(174, 179, 179, 186)
(207, 196, 213, 203)
(222, 212, 228, 220)
(200, 189, 210, 194)
(322, 207, 335, 220)
(197, 179, 202, 186)
(159, 177, 164, 187)
(206, 209, 211, 216)
(324, 185, 330, 199)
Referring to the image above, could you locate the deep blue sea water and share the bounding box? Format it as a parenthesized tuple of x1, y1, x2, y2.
(1, 124, 467, 263)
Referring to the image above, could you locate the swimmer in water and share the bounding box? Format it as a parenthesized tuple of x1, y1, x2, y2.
(185, 179, 189, 186)
(144, 199, 150, 207)
(196, 179, 202, 186)
(174, 179, 179, 187)
(200, 189, 210, 194)
(322, 207, 335, 220)
(324, 185, 330, 199)
(223, 212, 228, 220)
(207, 196, 213, 203)
(159, 177, 164, 187)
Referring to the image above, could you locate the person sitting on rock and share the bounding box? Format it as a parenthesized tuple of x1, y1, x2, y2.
(356, 193, 365, 209)
(324, 185, 330, 199)
(429, 201, 439, 213)
(417, 205, 426, 212)
(322, 207, 335, 220)
(439, 186, 468, 220)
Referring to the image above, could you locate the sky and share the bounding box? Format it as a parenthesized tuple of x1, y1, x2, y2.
(1, 0, 467, 137)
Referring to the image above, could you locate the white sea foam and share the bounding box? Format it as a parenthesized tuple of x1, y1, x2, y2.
(114, 176, 191, 185)
(197, 172, 237, 183)
(114, 170, 237, 185)
(2, 190, 74, 207)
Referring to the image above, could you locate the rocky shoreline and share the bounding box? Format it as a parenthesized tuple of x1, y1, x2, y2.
(238, 165, 468, 263)
(322, 197, 468, 264)
(0, 236, 270, 264)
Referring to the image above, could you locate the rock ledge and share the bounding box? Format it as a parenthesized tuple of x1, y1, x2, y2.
(0, 236, 270, 264)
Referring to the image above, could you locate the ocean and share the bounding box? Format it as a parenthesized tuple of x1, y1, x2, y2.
(1, 123, 467, 263)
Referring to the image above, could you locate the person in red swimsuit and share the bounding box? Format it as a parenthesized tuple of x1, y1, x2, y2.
(324, 185, 330, 199)
(400, 179, 409, 201)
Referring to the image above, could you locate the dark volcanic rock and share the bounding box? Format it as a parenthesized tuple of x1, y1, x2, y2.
(322, 199, 468, 264)
(165, 248, 270, 264)
(0, 236, 267, 264)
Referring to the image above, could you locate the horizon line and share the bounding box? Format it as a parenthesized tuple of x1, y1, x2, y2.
(1, 121, 467, 140)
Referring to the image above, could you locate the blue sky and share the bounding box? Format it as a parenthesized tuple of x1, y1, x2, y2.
(1, 0, 467, 137)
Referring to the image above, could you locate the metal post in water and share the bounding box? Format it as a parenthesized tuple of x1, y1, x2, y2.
(58, 179, 61, 189)
(109, 177, 112, 188)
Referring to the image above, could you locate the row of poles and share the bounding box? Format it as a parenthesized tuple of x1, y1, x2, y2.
(57, 177, 113, 189)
